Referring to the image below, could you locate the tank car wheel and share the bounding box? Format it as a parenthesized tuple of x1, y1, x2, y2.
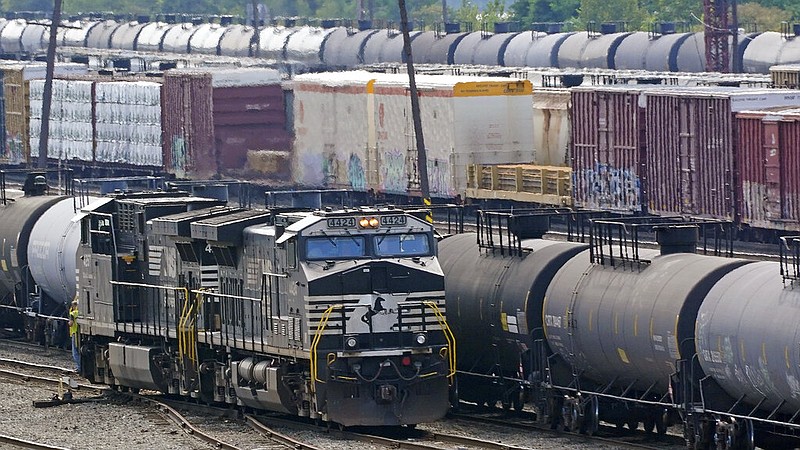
(579, 395, 599, 436)
(512, 389, 524, 412)
(644, 415, 656, 433)
(627, 418, 639, 431)
(740, 419, 754, 450)
(655, 409, 669, 435)
(406, 424, 416, 429)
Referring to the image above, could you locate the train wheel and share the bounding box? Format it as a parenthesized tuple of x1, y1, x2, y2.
(740, 419, 754, 450)
(580, 396, 599, 436)
(627, 418, 639, 431)
(655, 410, 669, 435)
(644, 415, 656, 433)
(512, 389, 524, 412)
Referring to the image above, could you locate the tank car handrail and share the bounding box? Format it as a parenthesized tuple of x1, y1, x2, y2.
(549, 383, 680, 408)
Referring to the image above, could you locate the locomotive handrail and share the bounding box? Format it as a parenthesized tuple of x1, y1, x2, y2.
(109, 281, 196, 367)
(310, 303, 344, 389)
(423, 300, 457, 380)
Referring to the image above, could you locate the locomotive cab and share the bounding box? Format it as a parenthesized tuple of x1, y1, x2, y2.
(274, 208, 454, 426)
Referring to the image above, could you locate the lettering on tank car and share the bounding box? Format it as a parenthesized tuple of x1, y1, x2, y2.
(545, 314, 562, 328)
(29, 240, 51, 260)
(652, 334, 665, 352)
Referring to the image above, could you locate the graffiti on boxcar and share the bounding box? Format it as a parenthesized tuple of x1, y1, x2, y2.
(347, 153, 367, 190)
(382, 148, 407, 194)
(576, 163, 641, 211)
(170, 136, 188, 176)
(297, 151, 326, 186)
(4, 135, 24, 164)
(427, 159, 452, 196)
(322, 149, 339, 186)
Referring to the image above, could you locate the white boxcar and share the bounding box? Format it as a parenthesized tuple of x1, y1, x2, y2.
(292, 71, 534, 198)
(95, 81, 163, 166)
(29, 79, 94, 161)
(532, 88, 571, 167)
(292, 71, 377, 190)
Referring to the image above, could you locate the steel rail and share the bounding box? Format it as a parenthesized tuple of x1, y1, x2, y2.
(0, 433, 69, 450)
(244, 415, 323, 450)
(129, 394, 242, 450)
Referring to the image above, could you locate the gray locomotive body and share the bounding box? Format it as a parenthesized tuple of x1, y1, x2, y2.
(75, 191, 453, 426)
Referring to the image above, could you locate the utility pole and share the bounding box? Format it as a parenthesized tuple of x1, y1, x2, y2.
(39, 0, 62, 168)
(399, 0, 432, 221)
(442, 0, 448, 24)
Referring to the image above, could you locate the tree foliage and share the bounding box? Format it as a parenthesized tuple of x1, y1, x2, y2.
(737, 2, 792, 30)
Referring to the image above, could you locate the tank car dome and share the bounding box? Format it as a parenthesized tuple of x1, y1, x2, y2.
(696, 262, 800, 416)
(0, 19, 27, 53)
(135, 22, 173, 53)
(503, 31, 547, 67)
(259, 26, 297, 61)
(188, 22, 227, 55)
(285, 26, 337, 65)
(84, 20, 119, 49)
(218, 24, 255, 57)
(109, 20, 148, 51)
(161, 21, 198, 53)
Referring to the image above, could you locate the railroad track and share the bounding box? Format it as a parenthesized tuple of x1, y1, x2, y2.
(450, 408, 687, 450)
(0, 433, 70, 450)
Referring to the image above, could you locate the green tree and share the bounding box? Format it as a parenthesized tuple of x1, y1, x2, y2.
(576, 0, 645, 30)
(737, 2, 792, 30)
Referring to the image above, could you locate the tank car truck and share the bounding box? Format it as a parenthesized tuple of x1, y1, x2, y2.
(75, 191, 454, 427)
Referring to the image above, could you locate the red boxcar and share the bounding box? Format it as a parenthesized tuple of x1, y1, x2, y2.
(212, 76, 292, 180)
(571, 86, 645, 212)
(737, 108, 800, 231)
(162, 70, 216, 179)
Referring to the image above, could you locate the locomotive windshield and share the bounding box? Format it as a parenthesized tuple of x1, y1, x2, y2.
(306, 236, 365, 260)
(375, 233, 430, 257)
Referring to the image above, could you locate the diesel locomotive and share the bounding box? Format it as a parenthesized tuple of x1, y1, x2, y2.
(440, 210, 800, 450)
(0, 172, 454, 427)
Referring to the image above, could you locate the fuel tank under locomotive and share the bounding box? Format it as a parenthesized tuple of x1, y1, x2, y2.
(438, 233, 587, 404)
(543, 249, 751, 396)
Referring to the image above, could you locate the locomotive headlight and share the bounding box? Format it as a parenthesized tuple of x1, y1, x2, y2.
(414, 332, 428, 346)
(358, 217, 380, 229)
(344, 335, 359, 350)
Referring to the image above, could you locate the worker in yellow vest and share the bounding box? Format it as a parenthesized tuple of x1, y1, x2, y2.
(68, 299, 80, 373)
